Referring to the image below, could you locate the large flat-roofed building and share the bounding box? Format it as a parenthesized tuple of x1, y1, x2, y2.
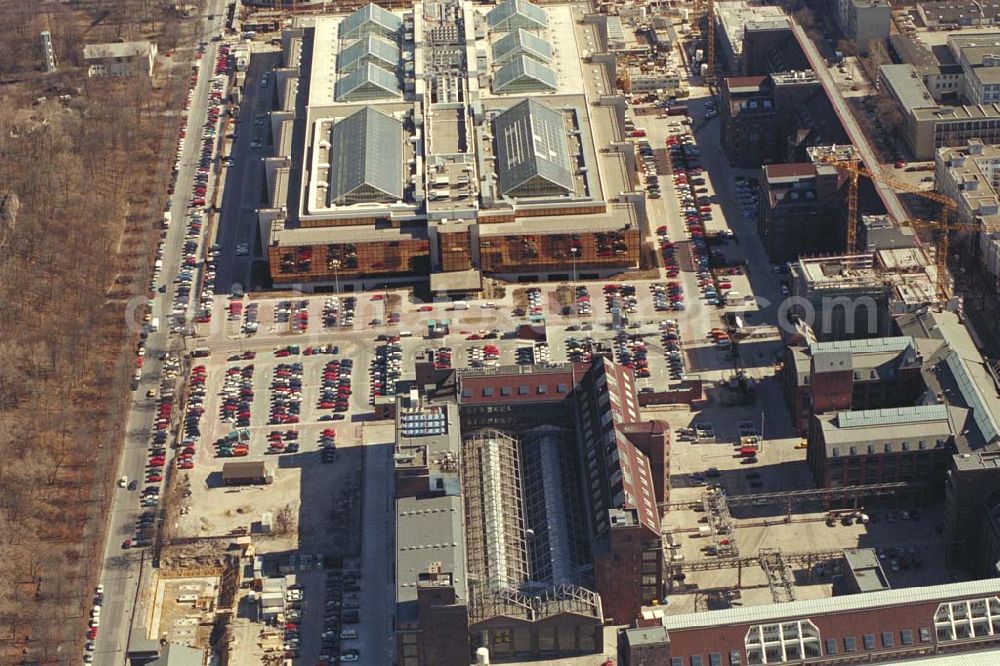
(935, 139, 1000, 291)
(949, 33, 1000, 105)
(832, 0, 890, 54)
(260, 1, 642, 290)
(807, 405, 958, 489)
(714, 1, 789, 73)
(621, 578, 1000, 664)
(919, 0, 1000, 28)
(83, 40, 157, 78)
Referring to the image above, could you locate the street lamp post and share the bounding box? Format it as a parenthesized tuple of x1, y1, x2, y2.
(330, 259, 340, 294)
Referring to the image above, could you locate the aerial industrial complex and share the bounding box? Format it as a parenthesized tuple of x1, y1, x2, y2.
(80, 1, 1000, 666)
(259, 0, 642, 294)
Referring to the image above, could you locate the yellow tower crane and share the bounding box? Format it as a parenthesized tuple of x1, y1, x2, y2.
(900, 218, 983, 300)
(816, 158, 961, 299)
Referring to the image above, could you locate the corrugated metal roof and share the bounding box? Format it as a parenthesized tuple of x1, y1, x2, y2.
(492, 28, 552, 65)
(487, 0, 548, 31)
(838, 404, 949, 429)
(339, 2, 402, 39)
(329, 106, 404, 203)
(658, 578, 1000, 631)
(810, 336, 914, 355)
(493, 98, 572, 196)
(946, 348, 1000, 442)
(337, 34, 400, 72)
(334, 62, 399, 101)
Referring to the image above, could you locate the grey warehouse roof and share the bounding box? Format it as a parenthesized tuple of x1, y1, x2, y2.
(339, 2, 402, 39)
(492, 28, 553, 65)
(329, 107, 404, 203)
(658, 578, 1000, 631)
(487, 0, 548, 32)
(493, 98, 574, 197)
(494, 54, 558, 93)
(337, 34, 400, 73)
(335, 62, 400, 101)
(83, 40, 154, 59)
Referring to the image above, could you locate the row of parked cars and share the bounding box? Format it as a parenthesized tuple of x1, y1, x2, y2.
(220, 364, 255, 428)
(661, 320, 688, 382)
(323, 296, 356, 328)
(317, 358, 353, 414)
(668, 125, 721, 307)
(370, 340, 402, 402)
(614, 333, 650, 379)
(270, 363, 303, 425)
(317, 569, 362, 663)
(637, 137, 664, 199)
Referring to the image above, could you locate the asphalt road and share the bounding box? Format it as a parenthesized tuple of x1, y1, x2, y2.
(213, 49, 280, 295)
(93, 4, 228, 662)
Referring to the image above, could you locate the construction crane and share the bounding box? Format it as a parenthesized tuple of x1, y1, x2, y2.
(901, 218, 984, 299)
(816, 158, 959, 293)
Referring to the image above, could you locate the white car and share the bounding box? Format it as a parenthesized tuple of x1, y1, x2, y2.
(235, 243, 249, 256)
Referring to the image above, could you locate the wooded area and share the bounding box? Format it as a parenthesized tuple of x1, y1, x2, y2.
(0, 1, 201, 662)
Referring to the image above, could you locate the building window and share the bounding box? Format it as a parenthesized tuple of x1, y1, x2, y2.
(901, 629, 914, 645)
(825, 638, 838, 655)
(867, 444, 876, 455)
(844, 637, 857, 652)
(882, 632, 894, 648)
(729, 651, 742, 666)
(518, 385, 529, 395)
(500, 386, 511, 396)
(934, 597, 1000, 641)
(537, 385, 548, 394)
(710, 654, 722, 666)
(863, 634, 875, 650)
(745, 620, 821, 664)
(920, 627, 932, 642)
(671, 659, 683, 666)
(691, 657, 703, 666)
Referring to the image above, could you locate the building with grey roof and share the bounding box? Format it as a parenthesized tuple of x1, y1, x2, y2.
(919, 0, 1000, 28)
(328, 107, 404, 204)
(934, 139, 1000, 288)
(949, 33, 1000, 104)
(486, 0, 547, 33)
(337, 34, 399, 73)
(492, 53, 558, 94)
(83, 40, 157, 77)
(261, 2, 642, 290)
(842, 548, 891, 594)
(626, 578, 1000, 665)
(714, 1, 788, 73)
(491, 28, 552, 66)
(493, 98, 573, 198)
(334, 62, 400, 101)
(338, 2, 402, 39)
(833, 0, 890, 54)
(807, 404, 958, 489)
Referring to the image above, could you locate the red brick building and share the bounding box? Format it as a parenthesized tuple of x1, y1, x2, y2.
(621, 579, 1000, 665)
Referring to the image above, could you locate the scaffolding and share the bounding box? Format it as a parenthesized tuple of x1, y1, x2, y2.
(760, 548, 796, 604)
(462, 429, 529, 594)
(663, 481, 917, 513)
(666, 548, 847, 593)
(469, 583, 603, 624)
(703, 488, 738, 558)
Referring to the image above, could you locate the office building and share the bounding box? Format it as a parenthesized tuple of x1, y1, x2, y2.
(784, 335, 929, 432)
(833, 0, 890, 54)
(261, 1, 643, 291)
(757, 160, 850, 263)
(919, 0, 1000, 28)
(714, 1, 789, 74)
